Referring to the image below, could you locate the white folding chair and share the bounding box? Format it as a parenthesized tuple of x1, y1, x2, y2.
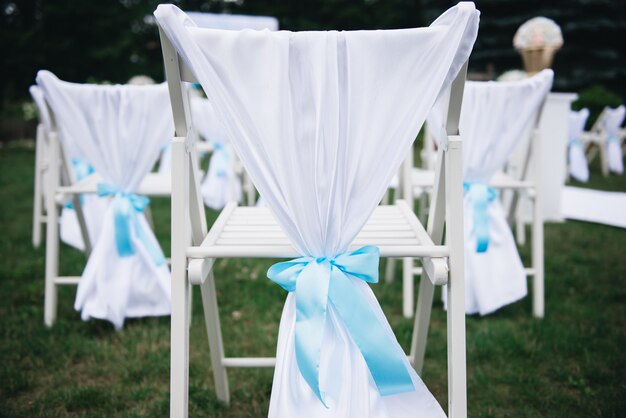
(156, 3, 479, 417)
(405, 72, 553, 375)
(36, 71, 173, 329)
(582, 105, 626, 176)
(567, 108, 591, 182)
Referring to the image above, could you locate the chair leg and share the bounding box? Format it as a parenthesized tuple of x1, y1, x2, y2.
(33, 130, 44, 248)
(446, 137, 467, 418)
(44, 134, 59, 327)
(600, 142, 609, 177)
(515, 203, 526, 246)
(170, 138, 190, 418)
(200, 270, 230, 404)
(532, 194, 544, 318)
(410, 274, 435, 374)
(384, 258, 396, 283)
(402, 257, 414, 318)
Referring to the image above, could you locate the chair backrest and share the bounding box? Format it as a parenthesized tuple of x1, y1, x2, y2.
(460, 70, 553, 182)
(155, 2, 478, 257)
(36, 71, 173, 192)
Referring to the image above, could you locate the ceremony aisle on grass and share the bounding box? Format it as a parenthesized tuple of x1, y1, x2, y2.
(0, 141, 624, 417)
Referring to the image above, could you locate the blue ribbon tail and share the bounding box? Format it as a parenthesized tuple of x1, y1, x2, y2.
(465, 182, 497, 253)
(329, 262, 414, 396)
(133, 215, 166, 266)
(112, 196, 135, 257)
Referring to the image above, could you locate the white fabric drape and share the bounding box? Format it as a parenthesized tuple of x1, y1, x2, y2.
(187, 11, 278, 31)
(155, 3, 479, 416)
(568, 108, 590, 182)
(191, 97, 243, 209)
(36, 71, 173, 330)
(431, 70, 553, 315)
(604, 105, 625, 174)
(30, 85, 108, 252)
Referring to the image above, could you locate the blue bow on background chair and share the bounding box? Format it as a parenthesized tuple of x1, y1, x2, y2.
(211, 142, 231, 179)
(65, 158, 95, 209)
(464, 181, 498, 253)
(97, 183, 165, 266)
(267, 245, 414, 406)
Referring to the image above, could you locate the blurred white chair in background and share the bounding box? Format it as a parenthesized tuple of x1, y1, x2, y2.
(36, 71, 173, 329)
(582, 105, 626, 176)
(400, 70, 553, 323)
(568, 108, 590, 182)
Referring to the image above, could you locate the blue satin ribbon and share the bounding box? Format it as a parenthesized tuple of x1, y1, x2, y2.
(212, 143, 230, 178)
(267, 245, 414, 405)
(608, 134, 618, 143)
(97, 183, 165, 266)
(65, 158, 95, 209)
(464, 181, 497, 253)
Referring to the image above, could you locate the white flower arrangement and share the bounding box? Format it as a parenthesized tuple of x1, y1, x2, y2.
(513, 17, 563, 50)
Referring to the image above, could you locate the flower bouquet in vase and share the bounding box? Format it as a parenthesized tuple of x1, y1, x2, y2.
(514, 17, 563, 75)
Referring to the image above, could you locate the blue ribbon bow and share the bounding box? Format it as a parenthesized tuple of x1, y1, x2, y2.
(267, 245, 414, 405)
(97, 183, 165, 266)
(464, 181, 497, 253)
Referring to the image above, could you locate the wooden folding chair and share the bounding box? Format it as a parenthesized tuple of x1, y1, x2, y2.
(158, 19, 472, 417)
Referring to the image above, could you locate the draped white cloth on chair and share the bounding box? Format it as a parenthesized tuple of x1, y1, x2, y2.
(433, 70, 553, 315)
(30, 85, 108, 252)
(190, 96, 243, 209)
(568, 108, 590, 182)
(36, 71, 173, 330)
(605, 105, 625, 174)
(187, 11, 278, 31)
(155, 3, 479, 416)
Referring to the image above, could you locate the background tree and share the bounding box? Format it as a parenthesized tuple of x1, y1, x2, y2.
(1, 0, 624, 114)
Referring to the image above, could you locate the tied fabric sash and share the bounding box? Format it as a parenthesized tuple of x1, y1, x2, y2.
(464, 181, 497, 253)
(608, 134, 619, 144)
(97, 183, 165, 266)
(267, 245, 414, 405)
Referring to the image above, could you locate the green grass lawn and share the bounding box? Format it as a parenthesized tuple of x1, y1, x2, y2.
(1, 141, 625, 417)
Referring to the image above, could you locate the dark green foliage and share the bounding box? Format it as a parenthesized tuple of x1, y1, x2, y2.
(423, 0, 626, 99)
(1, 0, 624, 115)
(572, 85, 623, 129)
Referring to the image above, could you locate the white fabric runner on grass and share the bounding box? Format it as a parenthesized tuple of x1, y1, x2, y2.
(562, 186, 626, 228)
